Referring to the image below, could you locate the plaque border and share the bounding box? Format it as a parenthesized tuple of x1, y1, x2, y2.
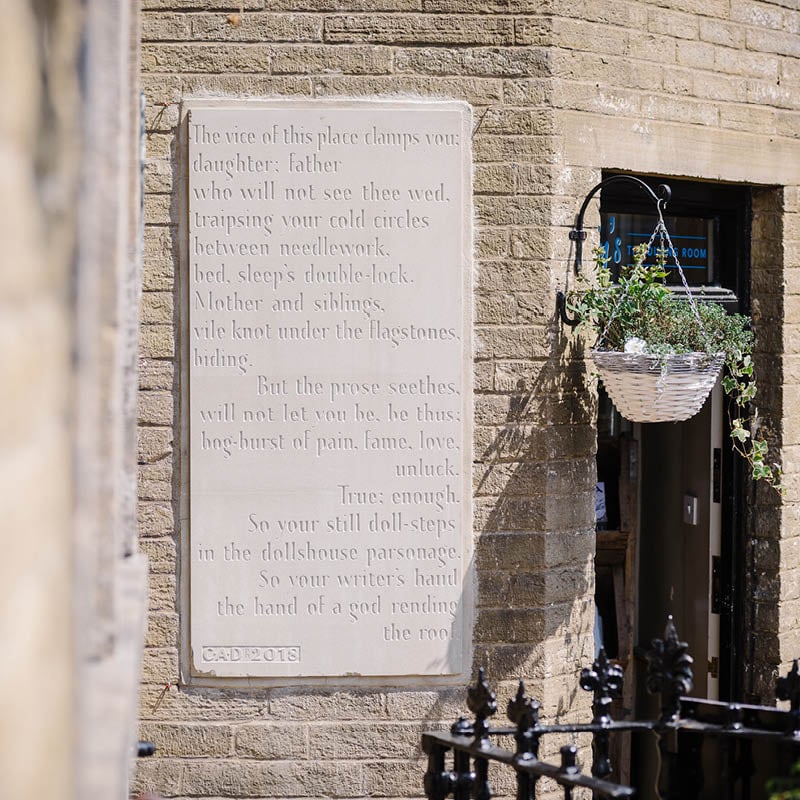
(177, 98, 474, 687)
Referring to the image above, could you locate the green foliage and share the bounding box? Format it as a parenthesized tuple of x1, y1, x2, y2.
(567, 243, 782, 492)
(767, 760, 800, 799)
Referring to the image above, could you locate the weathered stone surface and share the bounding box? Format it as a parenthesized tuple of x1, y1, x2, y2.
(140, 684, 271, 722)
(189, 13, 323, 43)
(140, 723, 234, 757)
(142, 43, 273, 73)
(145, 612, 180, 648)
(325, 15, 514, 45)
(363, 760, 425, 797)
(142, 648, 181, 685)
(140, 537, 178, 574)
(309, 722, 422, 759)
(394, 46, 550, 77)
(140, 359, 175, 391)
(234, 723, 308, 759)
(148, 574, 178, 613)
(139, 392, 174, 426)
(272, 44, 392, 74)
(384, 689, 464, 720)
(138, 427, 174, 464)
(311, 75, 504, 104)
(131, 758, 184, 797)
(139, 502, 174, 537)
(180, 760, 366, 797)
(141, 292, 174, 325)
(140, 324, 176, 359)
(269, 690, 387, 720)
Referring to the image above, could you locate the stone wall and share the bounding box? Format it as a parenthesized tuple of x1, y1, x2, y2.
(76, 0, 150, 795)
(1, 1, 147, 799)
(0, 1, 79, 796)
(136, 0, 800, 797)
(747, 184, 800, 701)
(547, 0, 800, 705)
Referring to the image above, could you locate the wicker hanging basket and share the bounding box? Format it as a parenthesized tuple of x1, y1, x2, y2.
(560, 179, 732, 424)
(590, 349, 724, 423)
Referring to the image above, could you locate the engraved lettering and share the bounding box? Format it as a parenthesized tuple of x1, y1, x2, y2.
(188, 102, 471, 679)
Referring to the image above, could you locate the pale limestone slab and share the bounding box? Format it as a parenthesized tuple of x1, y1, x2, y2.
(185, 100, 473, 681)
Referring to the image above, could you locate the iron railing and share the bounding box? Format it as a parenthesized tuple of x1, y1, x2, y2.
(422, 617, 800, 799)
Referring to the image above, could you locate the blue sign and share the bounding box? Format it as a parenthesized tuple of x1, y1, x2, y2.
(600, 213, 714, 286)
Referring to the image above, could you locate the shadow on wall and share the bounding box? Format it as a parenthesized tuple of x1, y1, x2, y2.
(384, 313, 599, 736)
(471, 316, 598, 717)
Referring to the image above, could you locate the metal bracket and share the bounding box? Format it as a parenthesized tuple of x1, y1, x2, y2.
(570, 176, 671, 276)
(558, 175, 671, 328)
(556, 291, 579, 328)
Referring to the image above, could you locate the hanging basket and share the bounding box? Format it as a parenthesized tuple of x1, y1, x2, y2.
(590, 349, 725, 423)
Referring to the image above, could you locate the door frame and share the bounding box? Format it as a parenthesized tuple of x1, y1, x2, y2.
(599, 172, 751, 703)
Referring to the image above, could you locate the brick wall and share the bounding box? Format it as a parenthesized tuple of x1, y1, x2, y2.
(552, 0, 800, 705)
(137, 1, 800, 797)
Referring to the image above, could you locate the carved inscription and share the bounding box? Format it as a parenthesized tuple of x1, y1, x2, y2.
(188, 101, 472, 679)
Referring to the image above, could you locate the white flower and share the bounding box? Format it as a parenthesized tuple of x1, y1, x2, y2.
(623, 337, 648, 354)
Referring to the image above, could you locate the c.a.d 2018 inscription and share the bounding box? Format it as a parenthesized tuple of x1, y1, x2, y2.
(187, 99, 473, 680)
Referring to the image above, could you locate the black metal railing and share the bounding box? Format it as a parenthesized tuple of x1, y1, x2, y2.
(422, 617, 800, 800)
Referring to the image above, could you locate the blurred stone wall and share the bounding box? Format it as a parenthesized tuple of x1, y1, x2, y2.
(0, 1, 146, 798)
(0, 1, 79, 794)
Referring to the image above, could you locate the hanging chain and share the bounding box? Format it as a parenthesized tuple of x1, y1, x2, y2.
(596, 201, 711, 350)
(656, 208, 714, 352)
(596, 218, 663, 348)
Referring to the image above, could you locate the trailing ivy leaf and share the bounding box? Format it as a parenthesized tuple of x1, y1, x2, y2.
(753, 462, 772, 480)
(731, 424, 750, 442)
(735, 383, 755, 404)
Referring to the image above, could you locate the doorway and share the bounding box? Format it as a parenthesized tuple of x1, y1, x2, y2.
(597, 172, 751, 703)
(592, 173, 752, 787)
(637, 381, 723, 705)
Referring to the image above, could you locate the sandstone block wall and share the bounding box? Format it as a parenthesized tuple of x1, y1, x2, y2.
(137, 0, 800, 797)
(747, 184, 800, 700)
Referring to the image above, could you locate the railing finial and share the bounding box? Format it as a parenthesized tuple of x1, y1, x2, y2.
(580, 648, 623, 728)
(507, 679, 541, 761)
(645, 615, 694, 724)
(468, 667, 498, 746)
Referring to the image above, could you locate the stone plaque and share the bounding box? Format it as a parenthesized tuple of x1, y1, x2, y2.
(186, 100, 472, 680)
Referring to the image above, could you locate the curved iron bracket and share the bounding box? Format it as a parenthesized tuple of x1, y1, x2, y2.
(556, 291, 579, 328)
(557, 175, 671, 328)
(571, 176, 671, 276)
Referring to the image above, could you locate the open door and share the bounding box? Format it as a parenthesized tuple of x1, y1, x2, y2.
(632, 382, 723, 793)
(637, 381, 722, 700)
(596, 172, 750, 704)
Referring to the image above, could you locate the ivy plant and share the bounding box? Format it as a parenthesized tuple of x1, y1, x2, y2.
(567, 242, 782, 492)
